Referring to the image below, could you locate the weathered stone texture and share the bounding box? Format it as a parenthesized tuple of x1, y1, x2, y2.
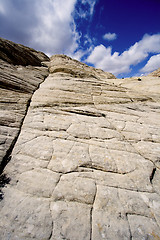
(0, 37, 49, 66)
(148, 67, 160, 77)
(0, 53, 160, 239)
(0, 38, 49, 172)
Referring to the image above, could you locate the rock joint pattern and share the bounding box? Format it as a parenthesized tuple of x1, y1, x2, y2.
(0, 47, 160, 239)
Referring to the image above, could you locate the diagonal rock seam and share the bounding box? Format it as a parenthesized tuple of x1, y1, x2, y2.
(0, 78, 49, 198)
(150, 168, 156, 184)
(0, 37, 50, 199)
(1, 98, 32, 174)
(90, 182, 97, 240)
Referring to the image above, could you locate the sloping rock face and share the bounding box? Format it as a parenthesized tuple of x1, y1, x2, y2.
(0, 37, 49, 66)
(0, 38, 49, 173)
(0, 53, 160, 239)
(148, 67, 160, 77)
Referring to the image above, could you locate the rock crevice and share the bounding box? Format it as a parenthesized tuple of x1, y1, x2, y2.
(0, 38, 49, 174)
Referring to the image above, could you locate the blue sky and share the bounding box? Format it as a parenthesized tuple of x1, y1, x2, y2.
(0, 0, 160, 77)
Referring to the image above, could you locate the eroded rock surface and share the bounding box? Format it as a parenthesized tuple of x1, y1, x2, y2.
(148, 67, 160, 77)
(0, 37, 49, 66)
(0, 38, 49, 173)
(0, 54, 160, 239)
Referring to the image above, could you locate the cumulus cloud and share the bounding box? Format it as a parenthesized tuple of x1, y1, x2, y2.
(103, 32, 117, 41)
(0, 2, 6, 15)
(86, 34, 160, 76)
(0, 0, 38, 44)
(31, 0, 78, 56)
(0, 0, 97, 58)
(140, 54, 160, 73)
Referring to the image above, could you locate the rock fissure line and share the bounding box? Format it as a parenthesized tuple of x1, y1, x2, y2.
(0, 98, 32, 174)
(61, 109, 106, 118)
(126, 212, 156, 220)
(53, 174, 62, 191)
(47, 143, 55, 169)
(126, 213, 133, 240)
(150, 168, 157, 184)
(117, 188, 133, 240)
(106, 117, 158, 175)
(90, 182, 97, 240)
(75, 176, 155, 194)
(79, 163, 135, 175)
(6, 177, 156, 199)
(130, 142, 160, 169)
(48, 202, 54, 240)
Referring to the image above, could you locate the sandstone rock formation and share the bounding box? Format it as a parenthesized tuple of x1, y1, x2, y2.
(0, 38, 49, 173)
(148, 67, 160, 77)
(0, 40, 160, 239)
(0, 37, 49, 66)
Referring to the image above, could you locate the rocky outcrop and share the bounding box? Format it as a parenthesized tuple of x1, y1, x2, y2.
(49, 54, 115, 79)
(0, 37, 49, 66)
(0, 38, 49, 173)
(148, 67, 160, 77)
(0, 45, 160, 239)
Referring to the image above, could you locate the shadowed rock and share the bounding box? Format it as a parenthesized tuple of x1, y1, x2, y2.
(0, 37, 49, 66)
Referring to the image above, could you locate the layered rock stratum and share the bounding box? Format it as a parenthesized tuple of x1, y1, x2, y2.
(0, 38, 160, 240)
(148, 67, 160, 78)
(0, 37, 49, 173)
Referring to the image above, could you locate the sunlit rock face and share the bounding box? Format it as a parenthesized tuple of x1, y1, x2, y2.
(148, 67, 160, 77)
(0, 41, 160, 239)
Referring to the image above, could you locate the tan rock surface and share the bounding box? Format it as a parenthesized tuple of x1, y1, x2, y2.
(0, 38, 49, 173)
(148, 67, 160, 77)
(0, 53, 160, 239)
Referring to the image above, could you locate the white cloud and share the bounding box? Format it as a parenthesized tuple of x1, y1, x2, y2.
(86, 34, 160, 76)
(0, 2, 6, 15)
(0, 0, 97, 59)
(77, 0, 96, 18)
(140, 54, 160, 73)
(103, 32, 117, 41)
(87, 0, 96, 16)
(2, 0, 159, 77)
(31, 0, 97, 58)
(31, 0, 79, 56)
